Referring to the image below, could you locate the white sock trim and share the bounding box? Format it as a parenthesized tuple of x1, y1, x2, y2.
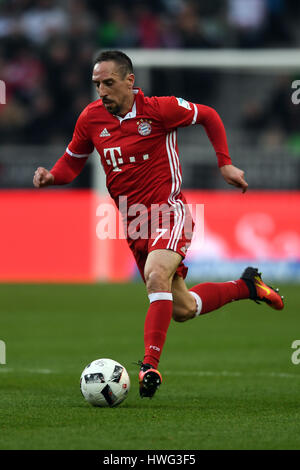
(148, 292, 173, 303)
(190, 291, 202, 316)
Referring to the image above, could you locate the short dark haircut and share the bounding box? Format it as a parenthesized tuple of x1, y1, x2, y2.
(93, 50, 133, 78)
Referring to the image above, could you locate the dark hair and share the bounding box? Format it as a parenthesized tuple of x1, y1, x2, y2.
(93, 50, 133, 78)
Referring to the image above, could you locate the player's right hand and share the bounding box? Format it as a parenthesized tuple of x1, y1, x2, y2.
(33, 167, 54, 188)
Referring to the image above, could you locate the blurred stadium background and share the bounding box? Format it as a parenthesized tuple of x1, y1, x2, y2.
(0, 0, 300, 283)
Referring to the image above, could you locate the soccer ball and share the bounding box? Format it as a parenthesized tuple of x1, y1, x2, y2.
(80, 358, 130, 407)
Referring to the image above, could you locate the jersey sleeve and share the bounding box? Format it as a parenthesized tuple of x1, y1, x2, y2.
(50, 106, 94, 184)
(66, 105, 94, 158)
(157, 96, 232, 167)
(156, 96, 198, 129)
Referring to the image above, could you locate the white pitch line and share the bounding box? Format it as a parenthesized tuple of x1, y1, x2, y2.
(129, 370, 300, 379)
(0, 368, 53, 374)
(164, 370, 300, 379)
(0, 368, 299, 379)
(162, 370, 242, 377)
(26, 368, 53, 374)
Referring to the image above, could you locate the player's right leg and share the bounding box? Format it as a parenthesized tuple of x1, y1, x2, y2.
(138, 362, 163, 399)
(139, 248, 182, 398)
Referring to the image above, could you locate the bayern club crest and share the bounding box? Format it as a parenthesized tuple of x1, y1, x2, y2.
(137, 119, 152, 136)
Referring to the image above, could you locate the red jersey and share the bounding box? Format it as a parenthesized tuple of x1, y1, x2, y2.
(51, 88, 232, 214)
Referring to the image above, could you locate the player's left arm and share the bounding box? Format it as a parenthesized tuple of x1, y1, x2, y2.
(156, 96, 248, 193)
(196, 104, 248, 193)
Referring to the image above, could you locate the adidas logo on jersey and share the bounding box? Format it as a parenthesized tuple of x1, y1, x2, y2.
(100, 128, 111, 137)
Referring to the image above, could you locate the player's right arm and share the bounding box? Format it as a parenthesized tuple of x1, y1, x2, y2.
(33, 106, 94, 188)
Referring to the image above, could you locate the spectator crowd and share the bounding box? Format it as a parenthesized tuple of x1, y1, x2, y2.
(0, 0, 299, 145)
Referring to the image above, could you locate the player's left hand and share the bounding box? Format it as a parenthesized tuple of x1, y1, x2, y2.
(220, 164, 248, 193)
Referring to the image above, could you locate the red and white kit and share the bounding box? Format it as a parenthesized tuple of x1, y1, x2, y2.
(51, 88, 232, 281)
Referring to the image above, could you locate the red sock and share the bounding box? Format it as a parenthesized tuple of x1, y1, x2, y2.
(143, 292, 173, 369)
(190, 279, 250, 316)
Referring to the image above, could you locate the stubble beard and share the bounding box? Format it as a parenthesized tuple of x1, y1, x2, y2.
(104, 101, 121, 116)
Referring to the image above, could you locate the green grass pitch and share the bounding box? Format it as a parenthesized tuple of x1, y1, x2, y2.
(0, 282, 300, 450)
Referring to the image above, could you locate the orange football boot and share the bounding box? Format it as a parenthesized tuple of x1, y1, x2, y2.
(138, 362, 162, 398)
(241, 267, 284, 310)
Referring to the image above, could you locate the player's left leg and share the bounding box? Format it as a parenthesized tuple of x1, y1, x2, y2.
(171, 274, 250, 322)
(171, 274, 198, 322)
(171, 267, 284, 323)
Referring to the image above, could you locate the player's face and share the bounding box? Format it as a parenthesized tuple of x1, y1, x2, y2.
(92, 61, 135, 116)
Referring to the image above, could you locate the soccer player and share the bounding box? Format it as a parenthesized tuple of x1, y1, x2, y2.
(33, 51, 284, 399)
